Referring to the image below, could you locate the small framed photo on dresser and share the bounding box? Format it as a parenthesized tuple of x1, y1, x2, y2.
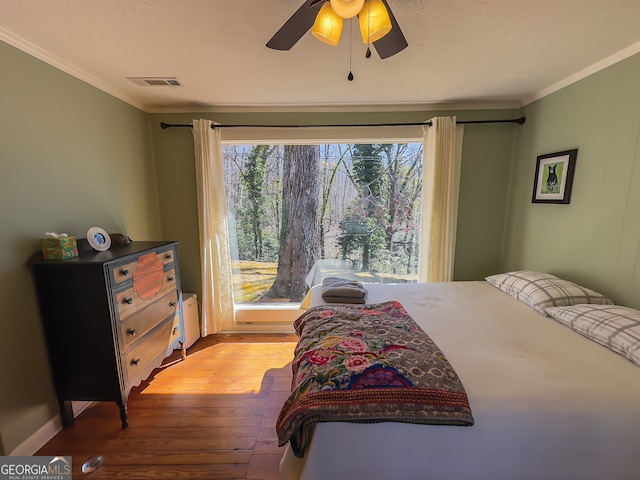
(87, 227, 112, 251)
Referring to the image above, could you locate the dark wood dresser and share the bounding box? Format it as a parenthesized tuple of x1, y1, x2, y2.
(29, 241, 187, 428)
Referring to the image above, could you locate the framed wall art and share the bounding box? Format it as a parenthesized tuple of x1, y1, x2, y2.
(531, 148, 578, 204)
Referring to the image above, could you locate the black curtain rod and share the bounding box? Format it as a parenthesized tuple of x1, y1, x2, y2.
(160, 117, 525, 130)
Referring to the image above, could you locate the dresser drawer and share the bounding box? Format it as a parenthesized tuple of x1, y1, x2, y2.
(158, 248, 176, 265)
(123, 318, 174, 383)
(111, 246, 177, 286)
(115, 268, 177, 321)
(112, 260, 138, 285)
(119, 290, 179, 350)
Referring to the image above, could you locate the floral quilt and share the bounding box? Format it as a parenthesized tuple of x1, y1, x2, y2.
(276, 301, 474, 457)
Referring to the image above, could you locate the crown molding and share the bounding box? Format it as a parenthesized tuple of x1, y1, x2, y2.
(7, 23, 637, 114)
(523, 40, 640, 106)
(0, 28, 522, 114)
(0, 27, 147, 111)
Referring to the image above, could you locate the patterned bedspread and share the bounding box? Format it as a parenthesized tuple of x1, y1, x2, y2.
(276, 301, 474, 457)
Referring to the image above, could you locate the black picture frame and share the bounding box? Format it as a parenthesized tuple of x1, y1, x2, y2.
(531, 149, 578, 204)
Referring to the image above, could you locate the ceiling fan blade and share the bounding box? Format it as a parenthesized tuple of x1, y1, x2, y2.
(372, 0, 408, 59)
(266, 0, 324, 51)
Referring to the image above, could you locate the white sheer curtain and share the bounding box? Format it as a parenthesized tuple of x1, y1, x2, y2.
(192, 119, 235, 335)
(418, 116, 465, 282)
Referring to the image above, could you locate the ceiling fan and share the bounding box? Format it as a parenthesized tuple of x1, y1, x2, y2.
(266, 0, 408, 59)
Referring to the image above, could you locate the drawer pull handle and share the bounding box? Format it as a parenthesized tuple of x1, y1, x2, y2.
(123, 298, 133, 305)
(168, 276, 175, 282)
(172, 327, 178, 335)
(165, 254, 172, 260)
(130, 358, 141, 366)
(121, 269, 129, 276)
(127, 328, 137, 336)
(169, 301, 177, 307)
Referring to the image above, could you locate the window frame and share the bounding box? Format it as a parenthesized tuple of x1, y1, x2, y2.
(221, 125, 425, 324)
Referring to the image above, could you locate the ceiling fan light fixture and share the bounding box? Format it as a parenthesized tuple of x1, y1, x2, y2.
(359, 0, 392, 43)
(330, 0, 365, 19)
(312, 2, 344, 46)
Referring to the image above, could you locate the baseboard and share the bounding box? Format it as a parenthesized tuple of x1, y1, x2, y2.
(9, 401, 93, 456)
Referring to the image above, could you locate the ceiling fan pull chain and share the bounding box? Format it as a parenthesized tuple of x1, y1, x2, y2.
(365, 1, 372, 58)
(348, 18, 354, 81)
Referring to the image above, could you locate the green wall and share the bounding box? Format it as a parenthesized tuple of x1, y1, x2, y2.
(0, 41, 162, 455)
(455, 122, 518, 280)
(503, 52, 640, 309)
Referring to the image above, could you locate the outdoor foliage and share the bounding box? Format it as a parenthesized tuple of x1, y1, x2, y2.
(223, 142, 423, 302)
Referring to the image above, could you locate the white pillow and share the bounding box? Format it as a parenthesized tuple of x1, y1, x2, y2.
(484, 270, 612, 316)
(546, 304, 640, 368)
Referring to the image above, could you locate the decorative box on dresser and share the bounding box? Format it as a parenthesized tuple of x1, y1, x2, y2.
(29, 241, 187, 429)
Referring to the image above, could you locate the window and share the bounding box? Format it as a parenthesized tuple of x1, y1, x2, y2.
(222, 141, 424, 307)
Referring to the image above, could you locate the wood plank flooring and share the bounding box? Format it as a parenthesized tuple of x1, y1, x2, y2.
(36, 333, 298, 479)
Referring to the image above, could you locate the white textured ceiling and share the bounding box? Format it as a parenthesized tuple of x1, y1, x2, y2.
(1, 0, 640, 113)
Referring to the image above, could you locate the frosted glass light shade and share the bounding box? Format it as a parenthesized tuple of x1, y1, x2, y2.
(359, 0, 392, 43)
(312, 3, 344, 46)
(330, 0, 365, 19)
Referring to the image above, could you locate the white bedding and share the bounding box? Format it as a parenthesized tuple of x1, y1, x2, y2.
(281, 281, 640, 480)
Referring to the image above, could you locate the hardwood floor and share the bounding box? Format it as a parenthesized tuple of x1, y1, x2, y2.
(36, 333, 298, 479)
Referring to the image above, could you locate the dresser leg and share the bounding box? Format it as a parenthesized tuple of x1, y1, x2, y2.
(180, 342, 187, 360)
(59, 400, 74, 428)
(118, 402, 128, 428)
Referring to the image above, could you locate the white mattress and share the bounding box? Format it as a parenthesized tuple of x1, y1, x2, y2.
(281, 281, 640, 480)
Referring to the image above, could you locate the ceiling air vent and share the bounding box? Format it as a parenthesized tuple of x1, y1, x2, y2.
(126, 77, 183, 87)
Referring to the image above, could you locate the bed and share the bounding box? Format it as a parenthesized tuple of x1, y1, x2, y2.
(278, 276, 640, 480)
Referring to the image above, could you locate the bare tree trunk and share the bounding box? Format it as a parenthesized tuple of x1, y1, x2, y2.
(265, 145, 320, 302)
